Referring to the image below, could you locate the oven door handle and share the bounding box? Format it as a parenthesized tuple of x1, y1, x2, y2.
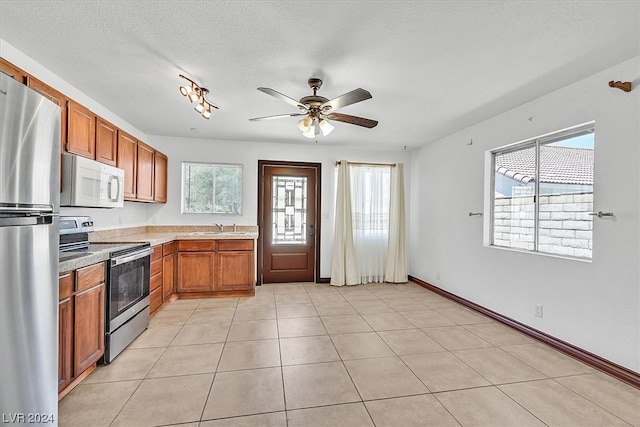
(111, 248, 152, 266)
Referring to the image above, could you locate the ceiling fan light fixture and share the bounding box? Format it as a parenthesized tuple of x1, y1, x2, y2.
(297, 116, 312, 132)
(302, 125, 316, 138)
(319, 118, 334, 136)
(250, 77, 377, 136)
(179, 74, 220, 119)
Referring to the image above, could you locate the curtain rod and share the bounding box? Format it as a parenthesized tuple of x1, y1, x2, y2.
(335, 161, 396, 167)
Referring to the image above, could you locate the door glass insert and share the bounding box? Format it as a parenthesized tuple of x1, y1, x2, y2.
(272, 175, 307, 245)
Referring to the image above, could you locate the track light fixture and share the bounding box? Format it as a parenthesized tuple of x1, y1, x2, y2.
(178, 74, 219, 119)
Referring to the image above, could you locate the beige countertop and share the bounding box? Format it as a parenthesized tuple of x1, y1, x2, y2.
(92, 230, 259, 247)
(59, 225, 259, 272)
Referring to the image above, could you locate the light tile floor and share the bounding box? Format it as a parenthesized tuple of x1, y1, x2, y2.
(60, 282, 640, 427)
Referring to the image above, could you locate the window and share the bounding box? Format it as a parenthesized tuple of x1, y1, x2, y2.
(490, 123, 594, 259)
(181, 162, 242, 214)
(271, 175, 308, 245)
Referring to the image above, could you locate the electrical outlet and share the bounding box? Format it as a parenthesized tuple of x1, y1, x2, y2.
(535, 305, 543, 318)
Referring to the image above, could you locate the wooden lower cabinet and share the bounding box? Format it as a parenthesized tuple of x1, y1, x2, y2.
(176, 239, 254, 296)
(74, 283, 105, 374)
(149, 245, 163, 314)
(216, 251, 254, 292)
(178, 251, 216, 293)
(162, 243, 175, 300)
(148, 242, 177, 316)
(58, 262, 105, 398)
(58, 274, 74, 393)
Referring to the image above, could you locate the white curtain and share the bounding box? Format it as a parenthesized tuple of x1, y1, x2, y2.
(385, 163, 407, 282)
(330, 161, 358, 286)
(351, 165, 390, 283)
(331, 161, 407, 286)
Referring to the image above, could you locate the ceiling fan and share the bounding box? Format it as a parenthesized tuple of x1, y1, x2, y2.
(249, 78, 378, 138)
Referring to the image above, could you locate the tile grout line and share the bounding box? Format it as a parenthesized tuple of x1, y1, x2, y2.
(198, 297, 238, 424)
(66, 284, 637, 426)
(547, 377, 635, 426)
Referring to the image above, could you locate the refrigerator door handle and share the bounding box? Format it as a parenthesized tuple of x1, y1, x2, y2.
(0, 213, 56, 228)
(0, 203, 55, 213)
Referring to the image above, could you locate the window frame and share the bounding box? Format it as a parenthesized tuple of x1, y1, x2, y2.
(181, 161, 243, 215)
(488, 121, 595, 260)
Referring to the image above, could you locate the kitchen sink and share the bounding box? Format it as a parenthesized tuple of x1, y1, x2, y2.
(188, 231, 222, 235)
(187, 231, 248, 236)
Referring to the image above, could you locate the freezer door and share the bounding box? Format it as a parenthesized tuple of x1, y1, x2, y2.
(0, 74, 61, 210)
(0, 216, 59, 423)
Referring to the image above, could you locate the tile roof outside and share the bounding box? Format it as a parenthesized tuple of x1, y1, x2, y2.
(495, 146, 593, 185)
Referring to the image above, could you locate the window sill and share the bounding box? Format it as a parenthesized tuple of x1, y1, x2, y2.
(485, 244, 592, 263)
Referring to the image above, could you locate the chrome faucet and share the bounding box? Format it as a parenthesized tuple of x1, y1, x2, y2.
(216, 223, 224, 232)
(233, 223, 237, 232)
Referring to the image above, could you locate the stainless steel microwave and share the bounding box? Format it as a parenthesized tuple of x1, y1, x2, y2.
(60, 153, 125, 208)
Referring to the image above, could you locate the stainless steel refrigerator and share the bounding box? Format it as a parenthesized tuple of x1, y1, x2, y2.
(0, 73, 61, 424)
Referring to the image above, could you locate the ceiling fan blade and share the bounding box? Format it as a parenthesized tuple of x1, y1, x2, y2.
(249, 112, 307, 121)
(320, 88, 372, 111)
(326, 112, 378, 128)
(257, 87, 306, 109)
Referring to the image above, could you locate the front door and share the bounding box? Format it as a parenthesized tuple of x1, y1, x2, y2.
(258, 161, 320, 284)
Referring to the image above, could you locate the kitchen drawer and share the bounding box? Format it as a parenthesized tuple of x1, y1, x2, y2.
(178, 240, 216, 252)
(163, 241, 175, 256)
(75, 262, 104, 292)
(218, 239, 253, 251)
(151, 257, 163, 277)
(150, 245, 162, 262)
(59, 273, 74, 301)
(150, 270, 163, 291)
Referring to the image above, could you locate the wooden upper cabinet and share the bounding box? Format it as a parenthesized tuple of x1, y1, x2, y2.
(95, 118, 118, 166)
(154, 151, 168, 203)
(117, 131, 137, 200)
(27, 76, 67, 152)
(66, 100, 95, 159)
(0, 57, 27, 83)
(136, 141, 155, 202)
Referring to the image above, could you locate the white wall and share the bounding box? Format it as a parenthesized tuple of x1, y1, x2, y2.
(146, 135, 411, 278)
(409, 57, 640, 372)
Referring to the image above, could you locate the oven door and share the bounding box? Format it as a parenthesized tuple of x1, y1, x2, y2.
(108, 247, 151, 332)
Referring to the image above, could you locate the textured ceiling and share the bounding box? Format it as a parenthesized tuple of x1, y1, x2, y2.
(1, 1, 638, 150)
